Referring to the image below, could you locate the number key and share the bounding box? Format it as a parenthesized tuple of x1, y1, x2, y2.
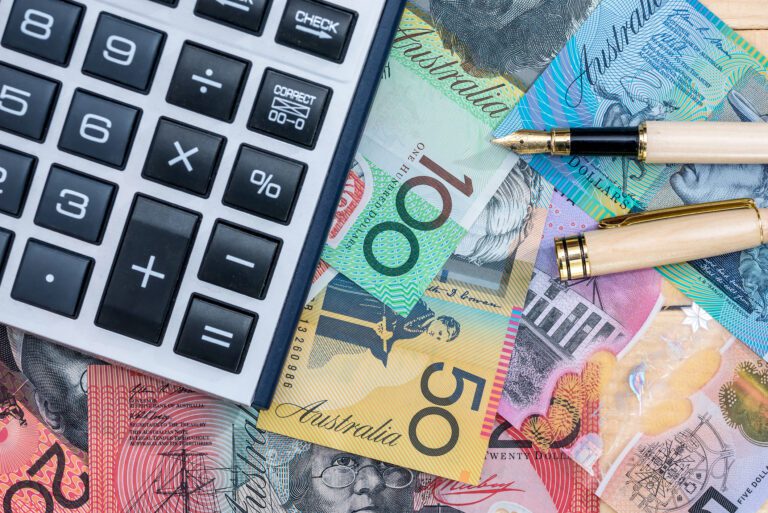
(58, 90, 141, 169)
(83, 13, 166, 93)
(0, 63, 60, 141)
(34, 165, 116, 243)
(2, 0, 84, 66)
(0, 146, 36, 217)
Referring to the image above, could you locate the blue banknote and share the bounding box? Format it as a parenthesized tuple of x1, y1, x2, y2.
(494, 0, 768, 356)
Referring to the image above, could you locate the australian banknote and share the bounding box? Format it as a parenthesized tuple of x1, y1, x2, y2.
(1, 358, 89, 513)
(88, 366, 599, 513)
(322, 4, 526, 315)
(260, 164, 551, 484)
(494, 0, 768, 355)
(596, 333, 768, 513)
(497, 191, 662, 449)
(414, 417, 600, 513)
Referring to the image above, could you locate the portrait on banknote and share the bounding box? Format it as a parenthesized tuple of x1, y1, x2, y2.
(0, 325, 102, 452)
(421, 0, 600, 88)
(316, 275, 462, 367)
(263, 436, 416, 513)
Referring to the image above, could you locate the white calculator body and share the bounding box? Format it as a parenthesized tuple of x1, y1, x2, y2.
(0, 0, 404, 407)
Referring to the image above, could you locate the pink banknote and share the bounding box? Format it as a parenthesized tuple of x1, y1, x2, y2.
(414, 416, 599, 513)
(498, 191, 663, 446)
(1, 367, 89, 513)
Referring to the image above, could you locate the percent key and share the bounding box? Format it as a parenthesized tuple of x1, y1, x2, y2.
(224, 145, 307, 224)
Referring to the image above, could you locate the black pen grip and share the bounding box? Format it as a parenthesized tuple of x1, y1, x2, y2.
(570, 127, 639, 156)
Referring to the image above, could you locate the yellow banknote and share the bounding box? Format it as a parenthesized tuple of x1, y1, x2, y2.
(259, 175, 551, 484)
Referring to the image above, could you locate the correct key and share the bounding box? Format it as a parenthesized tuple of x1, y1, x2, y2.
(96, 196, 199, 345)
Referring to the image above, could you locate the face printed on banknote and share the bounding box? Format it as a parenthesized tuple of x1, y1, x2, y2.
(0, 325, 102, 453)
(419, 0, 600, 88)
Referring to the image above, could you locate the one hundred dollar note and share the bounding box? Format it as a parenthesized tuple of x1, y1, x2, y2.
(322, 4, 526, 315)
(88, 367, 599, 513)
(497, 191, 662, 448)
(260, 164, 551, 484)
(1, 355, 89, 513)
(595, 333, 768, 513)
(493, 0, 768, 355)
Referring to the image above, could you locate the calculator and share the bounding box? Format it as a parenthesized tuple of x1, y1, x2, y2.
(0, 0, 404, 407)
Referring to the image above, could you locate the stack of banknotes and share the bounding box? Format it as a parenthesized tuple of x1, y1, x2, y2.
(2, 0, 768, 512)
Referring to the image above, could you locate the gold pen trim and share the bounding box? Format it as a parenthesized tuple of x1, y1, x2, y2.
(550, 129, 571, 156)
(638, 122, 648, 162)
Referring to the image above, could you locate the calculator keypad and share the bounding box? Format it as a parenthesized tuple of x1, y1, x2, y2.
(0, 0, 386, 403)
(167, 43, 249, 122)
(12, 240, 92, 317)
(34, 165, 116, 243)
(0, 147, 36, 217)
(59, 90, 141, 168)
(2, 0, 84, 66)
(96, 196, 199, 345)
(194, 0, 271, 36)
(0, 63, 60, 141)
(143, 118, 226, 197)
(199, 221, 280, 300)
(82, 13, 165, 93)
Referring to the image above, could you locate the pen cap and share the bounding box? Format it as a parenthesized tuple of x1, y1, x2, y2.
(556, 202, 768, 280)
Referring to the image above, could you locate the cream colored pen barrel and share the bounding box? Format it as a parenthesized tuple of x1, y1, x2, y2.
(583, 209, 767, 276)
(644, 121, 768, 164)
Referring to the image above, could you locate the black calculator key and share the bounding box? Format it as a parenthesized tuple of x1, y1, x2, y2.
(11, 240, 92, 317)
(223, 145, 305, 223)
(175, 297, 256, 373)
(0, 63, 59, 141)
(194, 0, 270, 36)
(143, 118, 225, 197)
(2, 0, 84, 65)
(248, 69, 330, 148)
(0, 229, 13, 281)
(82, 13, 165, 93)
(59, 90, 141, 169)
(0, 147, 36, 217)
(96, 196, 199, 345)
(150, 0, 178, 5)
(199, 222, 280, 299)
(167, 43, 249, 122)
(276, 0, 356, 62)
(35, 165, 116, 243)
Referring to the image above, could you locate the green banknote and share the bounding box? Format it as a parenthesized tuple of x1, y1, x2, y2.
(322, 5, 525, 315)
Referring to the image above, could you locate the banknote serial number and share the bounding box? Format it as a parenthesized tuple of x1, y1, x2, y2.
(282, 315, 311, 388)
(2, 442, 89, 513)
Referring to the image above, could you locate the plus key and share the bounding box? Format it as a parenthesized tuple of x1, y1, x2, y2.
(97, 196, 199, 345)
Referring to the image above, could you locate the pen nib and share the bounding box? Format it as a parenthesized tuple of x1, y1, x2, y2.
(492, 130, 552, 154)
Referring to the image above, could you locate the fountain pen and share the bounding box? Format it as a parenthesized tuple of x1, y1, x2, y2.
(492, 121, 768, 164)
